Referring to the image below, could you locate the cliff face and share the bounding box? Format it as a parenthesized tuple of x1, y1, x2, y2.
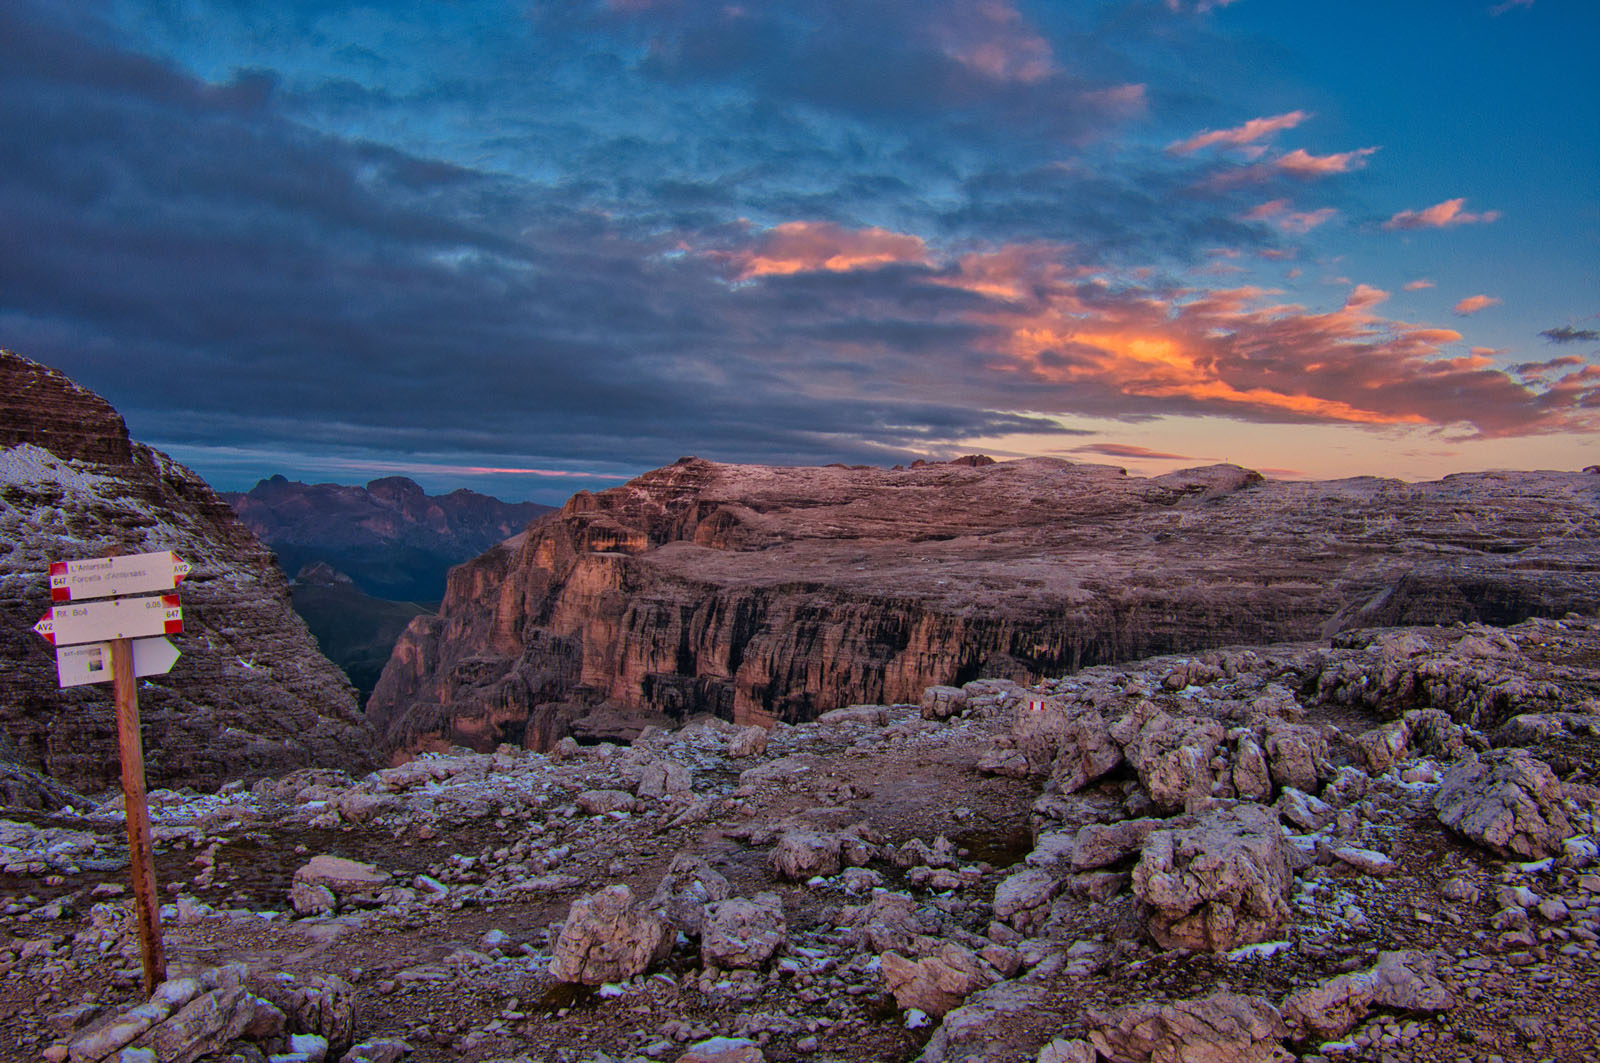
(221, 475, 554, 601)
(0, 350, 375, 805)
(367, 456, 1600, 756)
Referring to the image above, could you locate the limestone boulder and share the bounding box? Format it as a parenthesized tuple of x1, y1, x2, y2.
(728, 726, 769, 758)
(1262, 719, 1329, 794)
(678, 1037, 765, 1063)
(880, 941, 999, 1017)
(292, 856, 391, 901)
(993, 866, 1062, 934)
(1280, 950, 1454, 1041)
(1089, 992, 1291, 1063)
(1231, 732, 1272, 801)
(550, 885, 671, 984)
(1132, 804, 1291, 952)
(649, 853, 732, 936)
(1112, 705, 1226, 812)
(1432, 748, 1573, 859)
(701, 893, 787, 970)
(921, 685, 969, 720)
(768, 828, 872, 879)
(577, 789, 639, 815)
(636, 759, 693, 799)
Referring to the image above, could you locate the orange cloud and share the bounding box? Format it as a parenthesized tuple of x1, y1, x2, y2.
(1453, 294, 1501, 315)
(1384, 198, 1502, 230)
(709, 222, 1591, 438)
(1274, 147, 1378, 177)
(1402, 279, 1435, 290)
(1242, 199, 1337, 234)
(1167, 110, 1310, 155)
(729, 221, 930, 279)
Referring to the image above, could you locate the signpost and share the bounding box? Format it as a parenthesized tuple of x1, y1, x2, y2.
(49, 551, 190, 602)
(33, 595, 183, 646)
(32, 550, 186, 995)
(54, 638, 181, 689)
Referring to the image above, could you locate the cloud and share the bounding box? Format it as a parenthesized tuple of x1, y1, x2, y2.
(1071, 443, 1194, 460)
(1383, 198, 1502, 230)
(1402, 279, 1435, 290)
(721, 221, 930, 279)
(931, 0, 1055, 84)
(1454, 294, 1501, 315)
(1168, 111, 1311, 155)
(1490, 0, 1534, 14)
(910, 245, 1577, 436)
(1513, 354, 1584, 379)
(1242, 199, 1337, 234)
(1541, 326, 1600, 343)
(1274, 147, 1378, 178)
(1165, 0, 1246, 13)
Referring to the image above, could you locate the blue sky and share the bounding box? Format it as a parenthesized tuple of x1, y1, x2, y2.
(2, 0, 1595, 501)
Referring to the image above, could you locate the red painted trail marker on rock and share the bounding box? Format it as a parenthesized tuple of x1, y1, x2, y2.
(33, 549, 188, 994)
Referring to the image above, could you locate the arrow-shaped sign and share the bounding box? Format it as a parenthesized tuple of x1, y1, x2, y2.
(54, 637, 182, 689)
(49, 551, 191, 602)
(34, 595, 183, 646)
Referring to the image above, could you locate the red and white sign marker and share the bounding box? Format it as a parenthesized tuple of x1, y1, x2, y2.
(49, 550, 190, 602)
(34, 595, 183, 646)
(54, 637, 182, 688)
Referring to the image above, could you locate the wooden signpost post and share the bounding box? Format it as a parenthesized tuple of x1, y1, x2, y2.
(33, 549, 187, 994)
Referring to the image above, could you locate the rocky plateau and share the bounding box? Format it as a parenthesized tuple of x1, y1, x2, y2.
(368, 454, 1600, 759)
(4, 613, 1600, 1063)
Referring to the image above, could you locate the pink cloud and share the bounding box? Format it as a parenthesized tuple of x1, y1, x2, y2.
(1242, 199, 1337, 234)
(1168, 110, 1311, 155)
(932, 0, 1055, 84)
(1384, 198, 1502, 231)
(1274, 147, 1378, 178)
(1453, 294, 1501, 315)
(1402, 279, 1435, 291)
(1072, 443, 1194, 460)
(1083, 83, 1148, 119)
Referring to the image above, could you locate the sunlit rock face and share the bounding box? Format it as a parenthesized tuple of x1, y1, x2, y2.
(0, 350, 374, 805)
(367, 453, 1600, 758)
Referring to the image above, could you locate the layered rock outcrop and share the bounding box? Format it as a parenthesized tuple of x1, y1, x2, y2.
(0, 350, 374, 803)
(369, 454, 1600, 756)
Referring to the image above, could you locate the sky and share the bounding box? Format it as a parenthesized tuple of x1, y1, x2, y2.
(2, 0, 1597, 503)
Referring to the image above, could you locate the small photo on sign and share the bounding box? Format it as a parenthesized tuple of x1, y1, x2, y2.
(87, 655, 105, 674)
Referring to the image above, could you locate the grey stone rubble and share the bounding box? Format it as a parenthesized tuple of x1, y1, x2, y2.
(2, 614, 1600, 1061)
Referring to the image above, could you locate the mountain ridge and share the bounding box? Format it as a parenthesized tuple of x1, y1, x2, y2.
(221, 474, 553, 603)
(367, 454, 1600, 758)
